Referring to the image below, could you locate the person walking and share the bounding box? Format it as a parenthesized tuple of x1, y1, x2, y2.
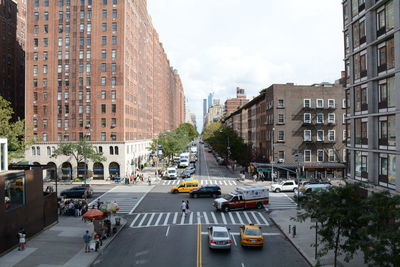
(181, 200, 187, 216)
(83, 230, 92, 253)
(186, 200, 190, 214)
(17, 228, 26, 251)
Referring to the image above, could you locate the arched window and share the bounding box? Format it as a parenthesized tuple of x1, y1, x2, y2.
(47, 146, 51, 155)
(110, 146, 114, 155)
(32, 147, 36, 156)
(52, 146, 56, 153)
(37, 146, 41, 156)
(99, 146, 103, 153)
(115, 146, 119, 155)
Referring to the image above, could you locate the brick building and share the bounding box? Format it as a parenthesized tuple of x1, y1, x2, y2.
(342, 0, 399, 192)
(0, 0, 26, 120)
(224, 87, 249, 116)
(24, 0, 184, 179)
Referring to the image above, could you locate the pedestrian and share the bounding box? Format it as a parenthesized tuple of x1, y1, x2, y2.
(186, 200, 190, 214)
(83, 230, 92, 253)
(17, 228, 26, 251)
(181, 200, 187, 216)
(96, 198, 101, 209)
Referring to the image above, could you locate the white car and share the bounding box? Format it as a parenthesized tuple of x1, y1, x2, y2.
(166, 167, 177, 179)
(270, 180, 297, 193)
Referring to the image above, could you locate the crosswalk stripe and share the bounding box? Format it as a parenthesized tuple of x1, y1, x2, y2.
(172, 212, 178, 224)
(211, 212, 218, 224)
(235, 212, 244, 225)
(251, 211, 261, 225)
(223, 181, 227, 186)
(155, 213, 163, 226)
(243, 212, 252, 224)
(146, 213, 156, 227)
(163, 213, 170, 226)
(257, 212, 269, 226)
(203, 211, 210, 224)
(228, 212, 236, 224)
(221, 212, 227, 224)
(189, 211, 194, 224)
(197, 212, 201, 224)
(138, 213, 148, 227)
(180, 213, 185, 224)
(129, 214, 141, 228)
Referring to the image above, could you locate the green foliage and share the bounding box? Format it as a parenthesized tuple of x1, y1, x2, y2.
(0, 96, 28, 161)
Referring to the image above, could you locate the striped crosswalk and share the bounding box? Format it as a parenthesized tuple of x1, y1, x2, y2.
(160, 179, 237, 186)
(268, 193, 297, 210)
(129, 211, 269, 228)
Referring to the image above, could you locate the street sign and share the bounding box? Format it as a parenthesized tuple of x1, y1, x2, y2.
(257, 168, 272, 172)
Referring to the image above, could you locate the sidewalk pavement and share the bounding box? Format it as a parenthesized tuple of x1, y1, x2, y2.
(0, 215, 126, 267)
(270, 209, 366, 267)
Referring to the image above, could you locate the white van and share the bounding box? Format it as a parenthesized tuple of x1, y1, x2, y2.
(179, 159, 189, 168)
(294, 183, 331, 197)
(166, 167, 178, 179)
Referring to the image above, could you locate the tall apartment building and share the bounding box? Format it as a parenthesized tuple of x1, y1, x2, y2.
(225, 82, 346, 180)
(342, 0, 399, 192)
(224, 87, 249, 116)
(25, 0, 184, 180)
(0, 0, 26, 120)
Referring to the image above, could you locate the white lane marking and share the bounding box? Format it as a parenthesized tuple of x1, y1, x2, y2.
(189, 211, 194, 224)
(233, 181, 237, 185)
(243, 212, 252, 224)
(231, 233, 237, 246)
(228, 212, 236, 224)
(211, 212, 218, 224)
(204, 180, 208, 185)
(251, 211, 261, 225)
(129, 213, 141, 227)
(180, 213, 186, 224)
(219, 181, 223, 185)
(146, 213, 156, 227)
(202, 145, 210, 179)
(241, 263, 245, 267)
(235, 212, 244, 225)
(203, 211, 210, 224)
(257, 212, 269, 226)
(223, 181, 228, 186)
(221, 212, 227, 224)
(172, 212, 178, 224)
(163, 213, 171, 226)
(201, 232, 280, 236)
(165, 225, 170, 237)
(166, 181, 171, 185)
(197, 211, 201, 224)
(128, 186, 155, 214)
(155, 213, 163, 226)
(89, 186, 118, 206)
(137, 213, 148, 227)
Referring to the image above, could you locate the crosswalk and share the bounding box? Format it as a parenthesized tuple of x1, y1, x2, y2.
(160, 179, 237, 186)
(89, 186, 153, 214)
(129, 211, 269, 228)
(267, 193, 297, 210)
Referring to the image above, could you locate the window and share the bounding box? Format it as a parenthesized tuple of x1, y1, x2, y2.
(112, 77, 116, 87)
(353, 18, 366, 48)
(354, 85, 367, 112)
(277, 99, 284, 108)
(102, 36, 107, 45)
(278, 151, 284, 160)
(353, 50, 367, 80)
(317, 130, 324, 141)
(328, 99, 335, 108)
(101, 77, 106, 86)
(277, 131, 285, 142)
(112, 22, 117, 33)
(58, 37, 63, 47)
(34, 12, 39, 21)
(303, 99, 311, 108)
(377, 1, 394, 36)
(111, 118, 116, 127)
(87, 37, 91, 46)
(111, 104, 116, 113)
(377, 38, 395, 72)
(317, 150, 324, 162)
(87, 23, 91, 33)
(113, 0, 117, 4)
(86, 50, 91, 60)
(109, 146, 114, 155)
(86, 64, 91, 73)
(343, 130, 347, 141)
(112, 63, 116, 73)
(316, 99, 324, 108)
(101, 104, 106, 113)
(112, 49, 116, 59)
(44, 11, 49, 20)
(102, 50, 107, 59)
(5, 175, 26, 210)
(328, 130, 335, 142)
(355, 118, 368, 145)
(111, 91, 116, 101)
(111, 132, 117, 141)
(328, 149, 336, 162)
(102, 23, 107, 32)
(101, 133, 106, 141)
(328, 113, 335, 124)
(102, 10, 107, 18)
(103, 0, 107, 5)
(355, 151, 368, 179)
(316, 113, 324, 124)
(379, 153, 396, 188)
(303, 113, 311, 123)
(112, 36, 117, 45)
(112, 9, 117, 19)
(277, 114, 285, 124)
(86, 105, 91, 114)
(378, 76, 395, 110)
(304, 150, 311, 162)
(379, 115, 396, 149)
(304, 130, 311, 142)
(101, 90, 106, 100)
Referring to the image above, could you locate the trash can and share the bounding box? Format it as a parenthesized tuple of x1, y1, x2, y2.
(125, 178, 129, 184)
(115, 217, 121, 226)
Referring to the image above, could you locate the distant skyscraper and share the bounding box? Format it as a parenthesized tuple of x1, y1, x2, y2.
(208, 93, 214, 109)
(203, 99, 207, 119)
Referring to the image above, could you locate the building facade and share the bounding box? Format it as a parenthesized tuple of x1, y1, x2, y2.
(0, 0, 26, 120)
(203, 99, 223, 128)
(224, 87, 249, 116)
(25, 0, 184, 180)
(342, 0, 400, 191)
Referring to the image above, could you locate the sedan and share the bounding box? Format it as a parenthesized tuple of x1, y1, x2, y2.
(208, 226, 232, 250)
(61, 186, 92, 199)
(181, 170, 192, 178)
(190, 186, 221, 198)
(240, 224, 264, 247)
(185, 166, 196, 174)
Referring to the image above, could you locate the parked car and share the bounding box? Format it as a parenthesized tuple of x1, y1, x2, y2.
(208, 226, 232, 249)
(61, 186, 92, 198)
(270, 180, 297, 193)
(294, 183, 331, 198)
(189, 185, 221, 198)
(240, 224, 264, 247)
(216, 157, 225, 165)
(181, 170, 192, 178)
(185, 166, 196, 174)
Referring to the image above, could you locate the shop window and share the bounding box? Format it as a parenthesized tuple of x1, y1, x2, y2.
(4, 175, 26, 210)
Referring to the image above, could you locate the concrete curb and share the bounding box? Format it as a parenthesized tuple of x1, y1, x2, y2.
(269, 215, 313, 267)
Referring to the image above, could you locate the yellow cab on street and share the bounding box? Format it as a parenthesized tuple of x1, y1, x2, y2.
(240, 224, 264, 247)
(170, 178, 200, 193)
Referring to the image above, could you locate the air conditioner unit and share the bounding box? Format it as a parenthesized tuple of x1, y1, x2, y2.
(278, 159, 285, 163)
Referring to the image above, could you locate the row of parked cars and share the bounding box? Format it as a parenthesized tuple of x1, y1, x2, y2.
(270, 179, 332, 197)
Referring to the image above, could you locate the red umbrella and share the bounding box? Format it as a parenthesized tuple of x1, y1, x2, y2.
(83, 209, 104, 220)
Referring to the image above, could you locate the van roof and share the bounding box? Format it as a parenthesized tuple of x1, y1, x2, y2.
(304, 184, 331, 189)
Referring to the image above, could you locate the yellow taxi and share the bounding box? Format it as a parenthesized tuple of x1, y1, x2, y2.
(170, 179, 200, 193)
(240, 224, 264, 247)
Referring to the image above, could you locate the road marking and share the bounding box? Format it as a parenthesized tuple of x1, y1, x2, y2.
(201, 232, 280, 236)
(129, 214, 141, 228)
(155, 213, 163, 226)
(223, 181, 228, 186)
(163, 213, 171, 226)
(137, 213, 148, 227)
(250, 212, 261, 225)
(228, 212, 235, 224)
(165, 225, 170, 237)
(172, 212, 178, 224)
(189, 211, 194, 224)
(197, 212, 201, 224)
(231, 233, 237, 246)
(211, 212, 218, 224)
(257, 212, 269, 226)
(180, 213, 186, 224)
(128, 186, 154, 215)
(243, 212, 252, 224)
(241, 263, 245, 267)
(221, 212, 227, 224)
(197, 224, 202, 267)
(146, 213, 156, 227)
(89, 186, 118, 206)
(203, 212, 210, 224)
(235, 212, 244, 225)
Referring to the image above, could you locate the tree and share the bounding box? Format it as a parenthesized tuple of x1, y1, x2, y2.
(0, 96, 28, 161)
(51, 140, 106, 179)
(297, 183, 365, 267)
(175, 123, 198, 141)
(358, 191, 400, 267)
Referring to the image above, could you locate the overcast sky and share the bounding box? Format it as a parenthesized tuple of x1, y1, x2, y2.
(147, 0, 344, 132)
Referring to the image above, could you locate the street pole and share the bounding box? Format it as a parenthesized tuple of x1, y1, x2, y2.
(271, 128, 275, 181)
(227, 136, 230, 169)
(295, 149, 300, 205)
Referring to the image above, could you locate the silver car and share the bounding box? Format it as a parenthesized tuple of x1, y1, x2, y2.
(208, 226, 232, 249)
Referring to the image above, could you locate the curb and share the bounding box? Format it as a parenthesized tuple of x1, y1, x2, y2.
(269, 215, 313, 267)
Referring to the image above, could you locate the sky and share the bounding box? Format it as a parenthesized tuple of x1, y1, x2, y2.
(147, 0, 344, 132)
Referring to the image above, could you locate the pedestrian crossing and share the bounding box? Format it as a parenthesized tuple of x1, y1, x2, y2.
(160, 179, 237, 186)
(267, 193, 297, 210)
(129, 211, 270, 228)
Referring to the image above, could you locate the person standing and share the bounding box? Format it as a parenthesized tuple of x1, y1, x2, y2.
(186, 200, 190, 214)
(181, 200, 187, 216)
(17, 228, 26, 251)
(83, 230, 92, 253)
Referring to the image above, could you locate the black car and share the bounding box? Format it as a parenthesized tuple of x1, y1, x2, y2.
(61, 186, 92, 198)
(190, 186, 221, 198)
(181, 170, 191, 178)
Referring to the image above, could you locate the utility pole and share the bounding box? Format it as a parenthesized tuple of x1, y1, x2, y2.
(271, 128, 275, 181)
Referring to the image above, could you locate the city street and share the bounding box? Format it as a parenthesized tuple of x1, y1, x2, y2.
(91, 144, 309, 267)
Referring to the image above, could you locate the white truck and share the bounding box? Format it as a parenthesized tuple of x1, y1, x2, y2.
(179, 152, 190, 168)
(213, 186, 269, 212)
(190, 146, 198, 154)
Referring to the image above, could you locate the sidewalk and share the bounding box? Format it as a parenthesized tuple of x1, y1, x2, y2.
(270, 209, 366, 267)
(0, 216, 126, 267)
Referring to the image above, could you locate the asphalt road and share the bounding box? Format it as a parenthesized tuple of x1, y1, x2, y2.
(91, 143, 309, 267)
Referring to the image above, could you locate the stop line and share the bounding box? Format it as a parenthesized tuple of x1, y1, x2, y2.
(160, 179, 237, 186)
